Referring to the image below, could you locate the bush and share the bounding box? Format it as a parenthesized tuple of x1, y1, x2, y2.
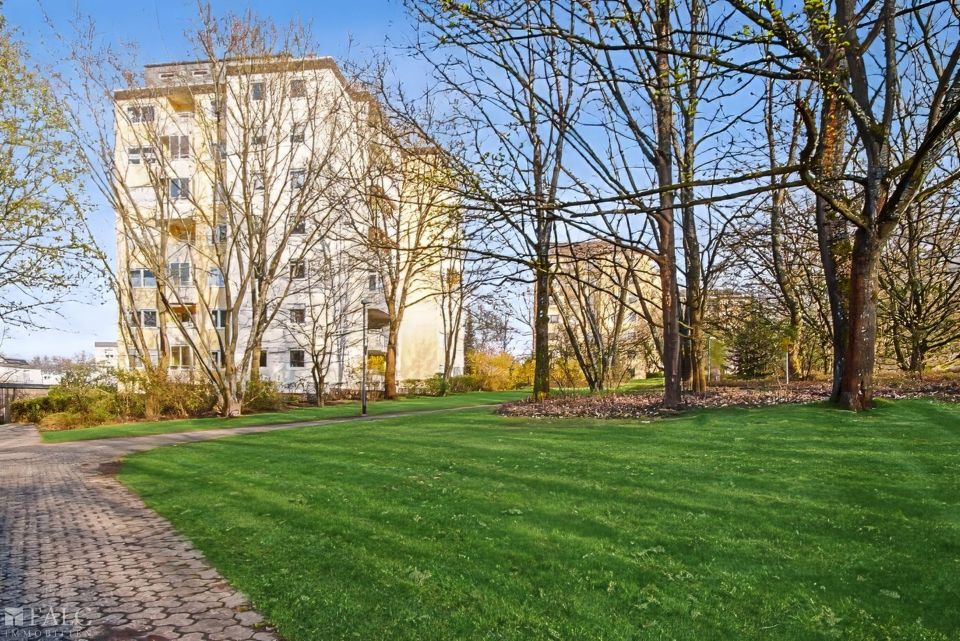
(39, 411, 91, 431)
(447, 375, 482, 393)
(467, 351, 529, 391)
(11, 395, 67, 423)
(244, 378, 285, 412)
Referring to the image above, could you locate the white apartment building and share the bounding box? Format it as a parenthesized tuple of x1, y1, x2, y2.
(113, 55, 463, 393)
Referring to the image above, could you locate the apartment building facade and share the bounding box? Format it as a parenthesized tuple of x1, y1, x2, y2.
(548, 240, 661, 382)
(112, 56, 463, 395)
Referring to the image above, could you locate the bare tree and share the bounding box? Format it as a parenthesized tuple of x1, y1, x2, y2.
(58, 8, 369, 415)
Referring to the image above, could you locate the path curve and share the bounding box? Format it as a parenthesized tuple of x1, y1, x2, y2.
(0, 405, 491, 640)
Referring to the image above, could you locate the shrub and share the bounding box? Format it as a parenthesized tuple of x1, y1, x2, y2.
(447, 375, 482, 393)
(425, 375, 447, 396)
(467, 351, 528, 391)
(244, 378, 285, 412)
(11, 395, 67, 423)
(39, 411, 91, 431)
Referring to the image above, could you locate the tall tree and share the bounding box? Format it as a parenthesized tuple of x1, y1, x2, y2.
(0, 15, 92, 335)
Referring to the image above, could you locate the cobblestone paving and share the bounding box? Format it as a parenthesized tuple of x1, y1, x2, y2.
(0, 406, 489, 640)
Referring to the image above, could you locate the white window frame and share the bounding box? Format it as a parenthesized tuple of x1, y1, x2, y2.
(251, 81, 264, 101)
(169, 178, 190, 200)
(211, 309, 229, 329)
(170, 345, 193, 370)
(289, 350, 305, 368)
(129, 268, 156, 289)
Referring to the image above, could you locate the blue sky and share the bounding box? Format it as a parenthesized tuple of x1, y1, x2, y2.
(2, 0, 415, 359)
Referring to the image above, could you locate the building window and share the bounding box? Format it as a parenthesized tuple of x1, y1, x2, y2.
(259, 349, 267, 368)
(128, 354, 143, 369)
(128, 309, 157, 328)
(290, 78, 306, 98)
(368, 271, 381, 291)
(290, 169, 306, 191)
(289, 307, 306, 324)
(253, 128, 266, 146)
(162, 135, 190, 160)
(289, 350, 305, 368)
(127, 105, 155, 123)
(129, 268, 156, 288)
(291, 219, 306, 235)
(168, 262, 191, 286)
(290, 123, 304, 143)
(549, 314, 560, 324)
(169, 178, 190, 200)
(252, 172, 265, 191)
(211, 223, 228, 245)
(128, 146, 156, 165)
(290, 260, 306, 280)
(210, 350, 224, 367)
(251, 81, 264, 101)
(170, 345, 192, 369)
(208, 267, 225, 288)
(211, 309, 229, 329)
(174, 308, 193, 325)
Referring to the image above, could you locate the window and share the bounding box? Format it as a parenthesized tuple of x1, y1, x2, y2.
(210, 350, 224, 367)
(128, 354, 143, 369)
(290, 78, 306, 98)
(259, 348, 267, 368)
(549, 314, 560, 324)
(289, 350, 305, 368)
(192, 69, 208, 77)
(211, 309, 229, 329)
(290, 169, 306, 191)
(170, 345, 192, 369)
(251, 81, 264, 101)
(289, 307, 306, 324)
(212, 141, 227, 162)
(208, 267, 225, 288)
(168, 262, 191, 286)
(208, 99, 220, 119)
(368, 271, 381, 291)
(174, 308, 193, 325)
(159, 72, 175, 80)
(290, 260, 305, 280)
(291, 219, 306, 235)
(127, 105, 155, 123)
(128, 309, 157, 328)
(169, 178, 190, 200)
(128, 146, 156, 165)
(162, 135, 190, 160)
(211, 223, 228, 245)
(290, 123, 304, 143)
(252, 172, 265, 191)
(253, 128, 266, 146)
(129, 268, 156, 288)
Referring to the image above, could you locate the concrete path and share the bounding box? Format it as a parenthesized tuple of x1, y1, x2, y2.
(0, 405, 491, 640)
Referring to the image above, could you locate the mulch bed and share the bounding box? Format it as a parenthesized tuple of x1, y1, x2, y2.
(497, 377, 960, 420)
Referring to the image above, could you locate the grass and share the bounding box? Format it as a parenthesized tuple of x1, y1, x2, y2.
(42, 391, 528, 443)
(119, 399, 960, 640)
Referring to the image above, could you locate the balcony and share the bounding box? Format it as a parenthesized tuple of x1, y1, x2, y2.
(366, 330, 388, 355)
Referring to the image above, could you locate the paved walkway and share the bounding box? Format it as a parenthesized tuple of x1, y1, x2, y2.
(0, 406, 489, 640)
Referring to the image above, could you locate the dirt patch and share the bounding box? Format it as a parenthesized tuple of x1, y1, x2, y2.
(498, 377, 960, 420)
(98, 460, 124, 476)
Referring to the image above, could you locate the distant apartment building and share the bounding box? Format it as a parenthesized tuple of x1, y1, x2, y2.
(112, 55, 462, 393)
(548, 240, 661, 381)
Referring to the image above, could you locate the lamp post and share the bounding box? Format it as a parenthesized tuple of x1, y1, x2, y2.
(360, 299, 371, 416)
(706, 335, 716, 383)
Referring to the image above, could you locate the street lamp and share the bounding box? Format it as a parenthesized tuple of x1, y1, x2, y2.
(360, 299, 371, 416)
(706, 335, 717, 383)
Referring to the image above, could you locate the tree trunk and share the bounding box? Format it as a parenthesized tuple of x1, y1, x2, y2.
(384, 323, 399, 399)
(532, 261, 551, 400)
(837, 228, 880, 410)
(655, 0, 682, 409)
(224, 393, 242, 418)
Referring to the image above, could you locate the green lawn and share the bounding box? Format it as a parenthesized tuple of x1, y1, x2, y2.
(119, 400, 960, 640)
(42, 391, 527, 443)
